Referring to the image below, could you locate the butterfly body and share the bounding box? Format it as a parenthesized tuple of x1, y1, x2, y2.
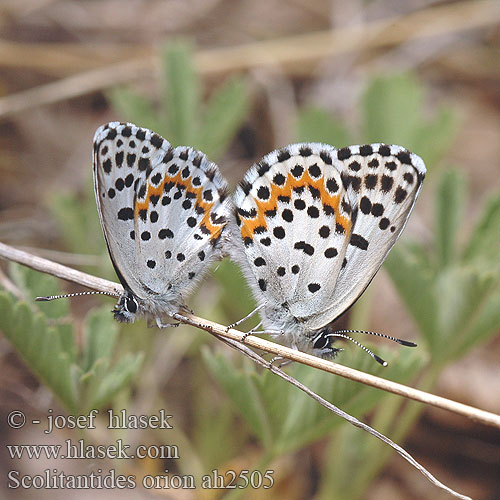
(230, 142, 426, 356)
(93, 122, 229, 325)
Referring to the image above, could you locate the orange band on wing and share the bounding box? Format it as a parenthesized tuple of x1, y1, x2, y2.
(135, 171, 224, 241)
(239, 171, 351, 241)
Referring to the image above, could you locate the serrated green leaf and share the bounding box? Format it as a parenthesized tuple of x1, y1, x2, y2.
(0, 292, 78, 411)
(88, 352, 144, 410)
(362, 73, 422, 146)
(197, 76, 249, 160)
(435, 169, 466, 268)
(463, 186, 500, 263)
(385, 245, 437, 344)
(296, 107, 351, 147)
(108, 87, 162, 133)
(82, 306, 119, 373)
(163, 40, 200, 146)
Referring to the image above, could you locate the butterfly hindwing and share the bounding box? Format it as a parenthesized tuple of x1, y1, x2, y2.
(233, 143, 353, 321)
(133, 146, 228, 299)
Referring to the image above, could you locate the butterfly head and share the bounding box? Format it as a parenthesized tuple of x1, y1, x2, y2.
(311, 328, 344, 359)
(113, 291, 139, 323)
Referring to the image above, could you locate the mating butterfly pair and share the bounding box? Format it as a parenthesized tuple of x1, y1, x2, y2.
(55, 122, 427, 359)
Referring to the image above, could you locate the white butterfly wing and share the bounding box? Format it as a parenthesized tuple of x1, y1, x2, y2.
(93, 122, 228, 304)
(232, 142, 425, 333)
(305, 143, 426, 330)
(132, 147, 229, 299)
(93, 122, 171, 296)
(232, 143, 353, 320)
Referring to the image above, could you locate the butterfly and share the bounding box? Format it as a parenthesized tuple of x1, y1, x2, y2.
(90, 122, 229, 326)
(229, 142, 425, 358)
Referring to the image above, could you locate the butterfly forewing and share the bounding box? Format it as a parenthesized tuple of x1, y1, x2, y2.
(93, 122, 172, 295)
(308, 144, 426, 329)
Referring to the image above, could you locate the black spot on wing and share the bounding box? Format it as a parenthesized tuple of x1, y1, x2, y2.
(277, 149, 291, 162)
(350, 233, 369, 250)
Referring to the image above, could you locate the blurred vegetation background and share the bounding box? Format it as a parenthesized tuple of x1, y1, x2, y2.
(0, 1, 499, 499)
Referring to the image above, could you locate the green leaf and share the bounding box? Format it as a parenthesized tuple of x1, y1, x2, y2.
(413, 106, 458, 167)
(362, 73, 422, 147)
(434, 267, 498, 362)
(87, 352, 144, 410)
(163, 40, 200, 146)
(296, 107, 351, 147)
(385, 244, 437, 345)
(205, 343, 425, 457)
(196, 76, 249, 160)
(108, 87, 162, 133)
(202, 351, 277, 448)
(0, 292, 78, 411)
(435, 169, 466, 268)
(457, 280, 500, 356)
(9, 263, 69, 320)
(193, 358, 243, 468)
(81, 306, 119, 373)
(463, 186, 500, 264)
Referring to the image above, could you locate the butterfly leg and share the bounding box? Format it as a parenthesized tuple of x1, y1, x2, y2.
(268, 356, 292, 368)
(179, 304, 194, 315)
(241, 327, 285, 342)
(225, 304, 265, 332)
(154, 317, 180, 329)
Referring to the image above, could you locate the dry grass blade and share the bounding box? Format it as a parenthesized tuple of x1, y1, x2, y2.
(0, 240, 483, 499)
(0, 0, 499, 118)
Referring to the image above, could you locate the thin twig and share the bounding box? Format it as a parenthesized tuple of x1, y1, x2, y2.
(0, 240, 478, 499)
(1, 241, 499, 430)
(0, 0, 498, 118)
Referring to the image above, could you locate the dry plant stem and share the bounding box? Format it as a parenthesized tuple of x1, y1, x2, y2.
(0, 241, 479, 499)
(0, 0, 499, 118)
(1, 241, 500, 430)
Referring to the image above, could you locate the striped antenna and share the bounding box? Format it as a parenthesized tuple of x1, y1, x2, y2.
(325, 332, 389, 366)
(334, 329, 417, 347)
(36, 290, 119, 301)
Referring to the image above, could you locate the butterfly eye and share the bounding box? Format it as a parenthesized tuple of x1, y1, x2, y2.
(126, 296, 138, 314)
(312, 332, 329, 350)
